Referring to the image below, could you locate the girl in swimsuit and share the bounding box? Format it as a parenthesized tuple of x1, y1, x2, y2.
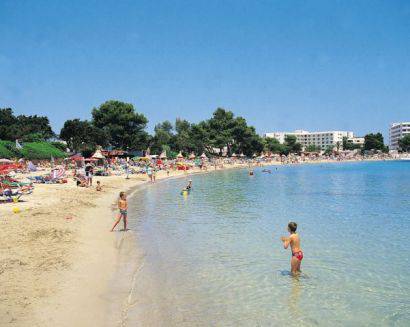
(281, 221, 303, 275)
(111, 192, 128, 232)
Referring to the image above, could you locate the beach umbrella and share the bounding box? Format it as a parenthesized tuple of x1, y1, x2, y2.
(231, 153, 237, 157)
(252, 153, 257, 158)
(70, 154, 84, 161)
(189, 152, 196, 160)
(92, 149, 105, 159)
(177, 151, 184, 159)
(239, 153, 245, 158)
(200, 153, 207, 159)
(159, 151, 167, 159)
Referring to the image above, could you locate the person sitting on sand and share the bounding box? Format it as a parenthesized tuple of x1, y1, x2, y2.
(75, 175, 88, 187)
(281, 222, 303, 276)
(111, 192, 128, 232)
(96, 181, 102, 191)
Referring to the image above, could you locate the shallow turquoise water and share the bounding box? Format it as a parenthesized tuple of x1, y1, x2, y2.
(128, 161, 410, 326)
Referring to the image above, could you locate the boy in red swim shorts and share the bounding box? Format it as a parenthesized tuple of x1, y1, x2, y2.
(281, 222, 303, 275)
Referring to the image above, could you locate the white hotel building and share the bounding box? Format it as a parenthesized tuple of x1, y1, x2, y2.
(264, 130, 360, 151)
(389, 122, 410, 150)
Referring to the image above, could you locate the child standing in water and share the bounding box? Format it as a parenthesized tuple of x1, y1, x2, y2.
(111, 192, 128, 232)
(281, 222, 303, 275)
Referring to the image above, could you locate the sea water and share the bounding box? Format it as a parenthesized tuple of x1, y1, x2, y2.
(126, 161, 410, 326)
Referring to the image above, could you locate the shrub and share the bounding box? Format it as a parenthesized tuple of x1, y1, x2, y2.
(0, 141, 16, 158)
(20, 142, 67, 160)
(51, 141, 68, 152)
(0, 140, 67, 160)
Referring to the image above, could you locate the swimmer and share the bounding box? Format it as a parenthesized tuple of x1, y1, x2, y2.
(249, 170, 254, 176)
(262, 169, 272, 174)
(111, 192, 128, 232)
(280, 222, 303, 276)
(181, 179, 192, 194)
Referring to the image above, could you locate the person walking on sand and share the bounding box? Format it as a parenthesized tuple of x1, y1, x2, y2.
(146, 165, 153, 182)
(280, 222, 303, 276)
(152, 166, 157, 182)
(111, 192, 128, 232)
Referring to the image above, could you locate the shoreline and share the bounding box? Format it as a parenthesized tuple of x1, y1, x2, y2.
(0, 158, 391, 326)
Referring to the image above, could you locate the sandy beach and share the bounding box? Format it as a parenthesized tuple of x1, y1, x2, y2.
(0, 162, 262, 326)
(0, 158, 391, 326)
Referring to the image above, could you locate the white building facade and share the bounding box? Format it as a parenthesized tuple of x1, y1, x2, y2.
(264, 130, 355, 150)
(347, 136, 365, 146)
(390, 122, 410, 150)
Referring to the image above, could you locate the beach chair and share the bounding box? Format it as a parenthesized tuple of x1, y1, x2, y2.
(0, 187, 24, 203)
(50, 168, 66, 183)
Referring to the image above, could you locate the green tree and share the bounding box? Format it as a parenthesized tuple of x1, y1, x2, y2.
(364, 133, 387, 152)
(175, 118, 192, 154)
(324, 145, 334, 156)
(285, 135, 302, 154)
(263, 137, 288, 154)
(92, 100, 149, 150)
(151, 120, 174, 154)
(60, 119, 107, 152)
(342, 136, 362, 150)
(0, 108, 18, 140)
(189, 122, 210, 155)
(15, 114, 55, 141)
(305, 144, 321, 152)
(398, 134, 410, 152)
(0, 108, 54, 141)
(207, 108, 236, 156)
(230, 117, 264, 156)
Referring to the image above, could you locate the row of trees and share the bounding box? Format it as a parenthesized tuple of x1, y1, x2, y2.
(60, 101, 150, 154)
(2, 102, 409, 156)
(58, 102, 307, 156)
(0, 108, 54, 142)
(342, 133, 389, 153)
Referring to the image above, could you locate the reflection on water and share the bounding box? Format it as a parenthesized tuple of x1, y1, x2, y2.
(126, 162, 410, 326)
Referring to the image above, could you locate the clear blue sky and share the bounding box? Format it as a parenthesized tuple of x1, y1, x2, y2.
(1, 0, 409, 140)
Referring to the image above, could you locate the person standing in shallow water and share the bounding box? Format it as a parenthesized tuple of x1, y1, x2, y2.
(281, 222, 303, 275)
(111, 192, 128, 232)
